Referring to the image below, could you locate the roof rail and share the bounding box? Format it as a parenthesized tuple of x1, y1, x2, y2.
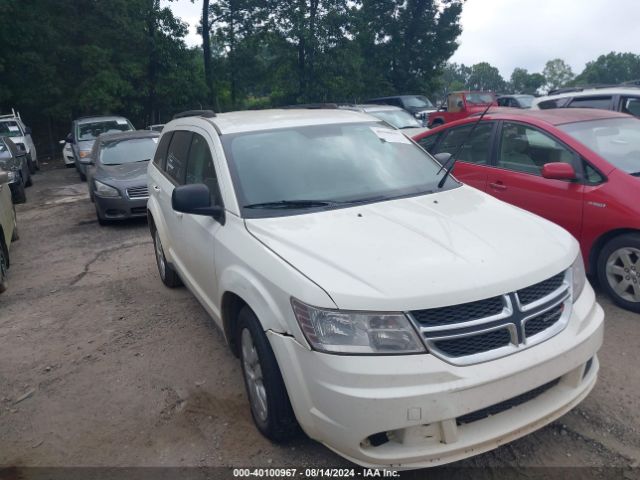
(173, 109, 217, 119)
(548, 82, 640, 95)
(282, 103, 338, 110)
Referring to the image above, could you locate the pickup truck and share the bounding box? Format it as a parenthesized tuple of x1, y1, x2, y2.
(428, 91, 497, 127)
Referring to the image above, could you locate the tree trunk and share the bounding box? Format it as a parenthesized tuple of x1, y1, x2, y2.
(202, 0, 214, 107)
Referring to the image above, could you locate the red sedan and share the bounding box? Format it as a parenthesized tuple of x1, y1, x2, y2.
(413, 107, 640, 312)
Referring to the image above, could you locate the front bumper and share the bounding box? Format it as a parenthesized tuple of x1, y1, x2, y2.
(94, 194, 148, 220)
(269, 283, 603, 469)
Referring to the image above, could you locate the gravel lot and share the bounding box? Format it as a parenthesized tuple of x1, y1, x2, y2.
(1, 162, 639, 477)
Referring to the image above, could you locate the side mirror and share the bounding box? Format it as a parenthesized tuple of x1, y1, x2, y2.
(541, 162, 576, 180)
(24, 127, 32, 135)
(0, 171, 8, 184)
(172, 184, 225, 224)
(59, 140, 66, 145)
(434, 152, 452, 165)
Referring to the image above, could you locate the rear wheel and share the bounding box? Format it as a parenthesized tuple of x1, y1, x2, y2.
(79, 171, 87, 181)
(27, 156, 36, 175)
(0, 240, 8, 294)
(598, 233, 640, 312)
(25, 171, 33, 187)
(153, 228, 182, 287)
(11, 208, 19, 241)
(429, 119, 444, 128)
(237, 307, 299, 442)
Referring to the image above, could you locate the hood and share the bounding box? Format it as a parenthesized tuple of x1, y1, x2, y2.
(406, 106, 437, 115)
(400, 127, 430, 137)
(96, 161, 149, 184)
(245, 186, 577, 311)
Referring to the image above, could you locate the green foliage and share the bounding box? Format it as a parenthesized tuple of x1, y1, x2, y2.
(543, 58, 574, 90)
(574, 52, 640, 86)
(510, 68, 545, 94)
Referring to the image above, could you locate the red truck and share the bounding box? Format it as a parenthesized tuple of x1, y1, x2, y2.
(427, 91, 497, 128)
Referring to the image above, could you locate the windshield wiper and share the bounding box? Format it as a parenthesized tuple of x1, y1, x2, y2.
(244, 199, 339, 209)
(133, 158, 151, 163)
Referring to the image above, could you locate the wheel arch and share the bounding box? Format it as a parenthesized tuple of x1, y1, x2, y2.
(589, 228, 640, 276)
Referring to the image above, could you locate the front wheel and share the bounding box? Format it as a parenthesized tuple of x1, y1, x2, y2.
(12, 182, 26, 204)
(598, 233, 640, 312)
(27, 156, 36, 175)
(152, 228, 182, 287)
(237, 307, 299, 442)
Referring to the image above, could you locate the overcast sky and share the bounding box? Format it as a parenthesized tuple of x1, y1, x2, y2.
(166, 0, 640, 78)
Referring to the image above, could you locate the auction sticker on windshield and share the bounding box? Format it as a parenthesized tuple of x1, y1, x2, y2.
(370, 126, 411, 144)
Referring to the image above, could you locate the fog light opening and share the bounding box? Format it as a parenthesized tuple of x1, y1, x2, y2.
(363, 431, 390, 448)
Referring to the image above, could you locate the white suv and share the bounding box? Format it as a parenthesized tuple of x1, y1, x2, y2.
(532, 86, 640, 117)
(147, 108, 604, 469)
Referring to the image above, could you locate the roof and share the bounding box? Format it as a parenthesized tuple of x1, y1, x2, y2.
(534, 87, 640, 104)
(451, 107, 630, 127)
(97, 130, 159, 143)
(76, 115, 131, 124)
(366, 95, 424, 101)
(180, 109, 376, 135)
(497, 94, 535, 99)
(340, 104, 405, 113)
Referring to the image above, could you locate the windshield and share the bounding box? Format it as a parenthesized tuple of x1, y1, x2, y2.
(100, 137, 158, 165)
(0, 121, 23, 137)
(223, 122, 458, 218)
(77, 119, 133, 141)
(403, 96, 434, 109)
(559, 117, 640, 173)
(369, 110, 422, 129)
(465, 93, 496, 105)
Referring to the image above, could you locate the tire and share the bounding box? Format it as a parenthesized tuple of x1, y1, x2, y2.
(27, 156, 36, 175)
(79, 171, 87, 181)
(95, 204, 110, 226)
(152, 228, 182, 287)
(597, 233, 640, 312)
(25, 172, 33, 187)
(65, 163, 75, 169)
(237, 306, 299, 442)
(430, 119, 444, 128)
(0, 240, 8, 294)
(13, 182, 26, 204)
(10, 208, 19, 242)
(35, 157, 40, 171)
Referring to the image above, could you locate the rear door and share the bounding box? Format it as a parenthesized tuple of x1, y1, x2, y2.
(486, 121, 584, 240)
(619, 95, 640, 117)
(566, 95, 615, 111)
(428, 121, 497, 191)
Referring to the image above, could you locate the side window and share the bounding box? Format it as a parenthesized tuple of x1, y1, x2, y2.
(448, 94, 463, 113)
(434, 123, 493, 165)
(567, 96, 612, 110)
(153, 132, 173, 170)
(621, 96, 640, 117)
(165, 130, 192, 184)
(497, 122, 575, 175)
(185, 133, 222, 206)
(497, 98, 508, 107)
(583, 161, 605, 185)
(537, 98, 570, 109)
(417, 133, 440, 153)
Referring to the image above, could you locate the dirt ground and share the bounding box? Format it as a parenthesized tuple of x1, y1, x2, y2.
(1, 161, 639, 476)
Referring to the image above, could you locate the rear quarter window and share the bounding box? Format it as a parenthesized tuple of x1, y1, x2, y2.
(153, 132, 173, 170)
(165, 131, 192, 185)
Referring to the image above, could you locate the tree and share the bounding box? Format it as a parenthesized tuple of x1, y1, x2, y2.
(575, 52, 640, 85)
(510, 67, 545, 94)
(543, 58, 574, 91)
(467, 62, 505, 92)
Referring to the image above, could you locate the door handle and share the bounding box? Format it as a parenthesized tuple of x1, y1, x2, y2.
(489, 181, 507, 191)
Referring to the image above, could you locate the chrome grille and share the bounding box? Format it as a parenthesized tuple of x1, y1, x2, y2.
(126, 185, 149, 199)
(408, 270, 571, 365)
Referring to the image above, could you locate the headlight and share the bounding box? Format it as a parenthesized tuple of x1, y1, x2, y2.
(94, 180, 120, 198)
(7, 171, 17, 181)
(571, 252, 586, 301)
(291, 298, 426, 354)
(79, 150, 92, 158)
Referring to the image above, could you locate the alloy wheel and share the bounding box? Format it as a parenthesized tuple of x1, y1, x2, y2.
(241, 328, 268, 423)
(154, 230, 166, 280)
(606, 247, 640, 303)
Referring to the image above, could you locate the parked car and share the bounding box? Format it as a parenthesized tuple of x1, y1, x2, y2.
(147, 108, 602, 469)
(497, 94, 535, 109)
(413, 107, 640, 312)
(365, 95, 437, 120)
(0, 170, 18, 293)
(147, 124, 165, 132)
(0, 137, 32, 204)
(427, 91, 498, 128)
(532, 86, 640, 117)
(63, 115, 135, 181)
(61, 139, 75, 167)
(339, 104, 429, 136)
(86, 130, 159, 225)
(0, 110, 38, 173)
